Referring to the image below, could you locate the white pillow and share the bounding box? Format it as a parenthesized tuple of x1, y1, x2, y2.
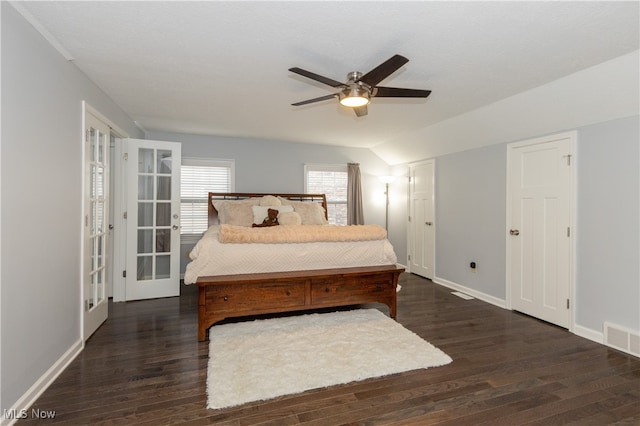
(279, 211, 302, 226)
(251, 205, 294, 224)
(291, 202, 328, 225)
(259, 195, 281, 207)
(213, 198, 260, 227)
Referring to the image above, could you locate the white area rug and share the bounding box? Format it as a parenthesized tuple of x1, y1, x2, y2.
(207, 309, 452, 409)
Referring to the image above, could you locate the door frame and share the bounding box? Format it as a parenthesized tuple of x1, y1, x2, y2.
(505, 131, 577, 331)
(112, 138, 128, 302)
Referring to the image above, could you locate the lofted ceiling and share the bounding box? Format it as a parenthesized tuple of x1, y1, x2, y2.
(13, 1, 640, 157)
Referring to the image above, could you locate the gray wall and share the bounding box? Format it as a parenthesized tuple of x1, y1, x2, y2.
(575, 116, 639, 332)
(401, 115, 639, 335)
(1, 3, 141, 412)
(435, 144, 507, 299)
(144, 131, 396, 274)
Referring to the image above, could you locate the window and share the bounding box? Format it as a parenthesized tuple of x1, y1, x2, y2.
(181, 158, 234, 235)
(304, 164, 348, 225)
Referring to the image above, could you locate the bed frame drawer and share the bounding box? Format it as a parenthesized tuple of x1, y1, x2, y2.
(204, 281, 306, 313)
(311, 274, 394, 305)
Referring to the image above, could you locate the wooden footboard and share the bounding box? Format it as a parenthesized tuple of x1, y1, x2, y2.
(196, 265, 404, 341)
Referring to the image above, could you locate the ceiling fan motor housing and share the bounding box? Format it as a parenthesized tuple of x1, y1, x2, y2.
(340, 73, 371, 107)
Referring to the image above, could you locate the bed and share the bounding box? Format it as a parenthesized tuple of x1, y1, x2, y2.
(186, 192, 404, 341)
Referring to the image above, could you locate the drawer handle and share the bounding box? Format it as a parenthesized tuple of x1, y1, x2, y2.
(286, 290, 291, 296)
(325, 287, 330, 293)
(223, 296, 228, 302)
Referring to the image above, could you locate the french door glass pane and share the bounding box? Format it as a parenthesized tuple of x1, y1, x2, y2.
(138, 229, 153, 253)
(137, 256, 152, 280)
(156, 255, 170, 279)
(95, 201, 104, 233)
(156, 202, 171, 226)
(156, 229, 171, 253)
(138, 176, 154, 200)
(157, 150, 172, 173)
(90, 165, 96, 198)
(90, 129, 97, 162)
(157, 176, 171, 200)
(138, 202, 153, 226)
(139, 148, 154, 173)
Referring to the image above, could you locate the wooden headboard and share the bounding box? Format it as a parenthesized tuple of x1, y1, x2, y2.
(208, 192, 328, 227)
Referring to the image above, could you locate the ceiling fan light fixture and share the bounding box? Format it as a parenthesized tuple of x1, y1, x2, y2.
(339, 86, 370, 107)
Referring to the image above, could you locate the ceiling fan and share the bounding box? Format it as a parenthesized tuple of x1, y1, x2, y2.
(289, 54, 431, 117)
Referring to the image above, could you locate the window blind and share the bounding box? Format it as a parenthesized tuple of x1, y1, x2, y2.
(305, 165, 348, 225)
(180, 162, 233, 234)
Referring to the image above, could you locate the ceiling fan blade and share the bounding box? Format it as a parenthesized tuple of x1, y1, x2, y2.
(358, 54, 409, 86)
(291, 94, 338, 106)
(373, 87, 432, 98)
(289, 67, 346, 88)
(353, 105, 368, 117)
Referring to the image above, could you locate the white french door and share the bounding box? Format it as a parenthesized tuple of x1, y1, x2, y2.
(408, 160, 435, 279)
(83, 111, 110, 340)
(507, 132, 574, 329)
(125, 139, 181, 300)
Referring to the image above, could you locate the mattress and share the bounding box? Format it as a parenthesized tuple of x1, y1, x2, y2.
(183, 225, 398, 284)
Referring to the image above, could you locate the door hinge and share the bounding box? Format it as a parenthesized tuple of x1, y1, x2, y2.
(567, 299, 570, 309)
(408, 254, 411, 261)
(123, 211, 127, 219)
(123, 152, 128, 160)
(564, 154, 572, 166)
(122, 270, 127, 278)
(408, 215, 411, 222)
(567, 227, 570, 237)
(85, 129, 90, 142)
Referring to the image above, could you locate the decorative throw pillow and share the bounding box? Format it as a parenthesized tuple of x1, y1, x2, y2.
(251, 205, 293, 225)
(278, 211, 302, 226)
(259, 195, 281, 207)
(213, 199, 259, 227)
(291, 202, 328, 225)
(252, 208, 280, 227)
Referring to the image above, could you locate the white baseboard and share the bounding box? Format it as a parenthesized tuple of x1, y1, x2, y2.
(433, 276, 507, 309)
(573, 323, 604, 344)
(1, 339, 83, 426)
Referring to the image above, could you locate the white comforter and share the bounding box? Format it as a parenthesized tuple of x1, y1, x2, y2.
(183, 225, 398, 284)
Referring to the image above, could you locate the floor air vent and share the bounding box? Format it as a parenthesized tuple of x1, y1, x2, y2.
(604, 322, 640, 358)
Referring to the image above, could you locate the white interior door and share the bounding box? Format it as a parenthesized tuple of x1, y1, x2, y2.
(125, 139, 181, 300)
(507, 133, 574, 328)
(83, 111, 110, 340)
(408, 160, 435, 279)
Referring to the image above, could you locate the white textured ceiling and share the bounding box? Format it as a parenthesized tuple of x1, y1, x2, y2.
(14, 1, 640, 157)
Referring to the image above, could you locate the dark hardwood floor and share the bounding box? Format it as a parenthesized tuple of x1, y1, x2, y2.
(24, 274, 639, 425)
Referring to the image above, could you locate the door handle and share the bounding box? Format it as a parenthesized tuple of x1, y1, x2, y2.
(425, 222, 432, 226)
(510, 229, 520, 236)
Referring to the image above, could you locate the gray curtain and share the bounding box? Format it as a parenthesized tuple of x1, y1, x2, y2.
(347, 163, 365, 225)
